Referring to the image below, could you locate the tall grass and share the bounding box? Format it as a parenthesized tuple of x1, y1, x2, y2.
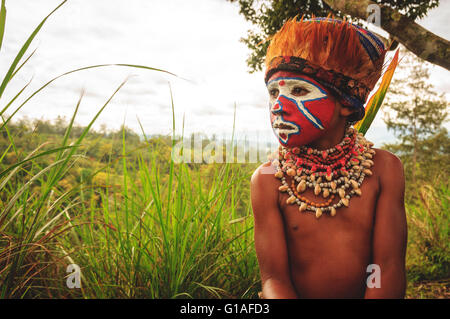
(1, 108, 261, 298)
(405, 181, 449, 283)
(0, 1, 260, 298)
(57, 138, 259, 298)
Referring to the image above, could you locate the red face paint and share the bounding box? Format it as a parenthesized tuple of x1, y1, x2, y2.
(267, 71, 336, 147)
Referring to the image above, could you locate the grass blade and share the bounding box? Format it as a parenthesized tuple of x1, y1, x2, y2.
(0, 0, 6, 51)
(0, 0, 68, 99)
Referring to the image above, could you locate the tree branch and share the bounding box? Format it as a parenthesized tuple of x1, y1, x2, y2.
(323, 0, 450, 71)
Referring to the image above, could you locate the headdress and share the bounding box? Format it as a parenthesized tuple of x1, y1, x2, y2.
(265, 16, 388, 122)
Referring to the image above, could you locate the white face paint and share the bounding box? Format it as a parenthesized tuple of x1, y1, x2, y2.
(267, 78, 328, 107)
(267, 72, 336, 147)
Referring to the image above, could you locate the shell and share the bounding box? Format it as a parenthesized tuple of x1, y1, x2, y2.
(275, 171, 284, 179)
(363, 169, 373, 176)
(315, 208, 323, 219)
(287, 168, 296, 176)
(299, 202, 308, 212)
(323, 188, 330, 198)
(297, 180, 306, 193)
(330, 207, 337, 216)
(314, 184, 321, 195)
(350, 180, 359, 189)
(310, 174, 316, 182)
(279, 185, 289, 192)
(363, 152, 373, 159)
(286, 195, 297, 205)
(354, 188, 362, 196)
(330, 181, 337, 190)
(362, 161, 372, 168)
(326, 173, 332, 181)
(339, 188, 346, 198)
(342, 198, 349, 207)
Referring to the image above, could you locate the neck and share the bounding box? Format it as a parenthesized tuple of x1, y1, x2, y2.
(305, 123, 347, 150)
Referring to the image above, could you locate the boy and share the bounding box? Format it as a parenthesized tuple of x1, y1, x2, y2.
(251, 17, 407, 298)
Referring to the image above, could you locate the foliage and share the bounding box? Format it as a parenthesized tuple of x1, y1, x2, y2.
(382, 51, 449, 188)
(355, 49, 399, 135)
(0, 116, 261, 298)
(2, 116, 449, 298)
(380, 51, 449, 290)
(0, 0, 180, 298)
(227, 0, 440, 72)
(406, 182, 449, 283)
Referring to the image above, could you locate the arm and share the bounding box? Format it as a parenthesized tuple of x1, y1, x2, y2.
(365, 151, 407, 299)
(251, 163, 298, 299)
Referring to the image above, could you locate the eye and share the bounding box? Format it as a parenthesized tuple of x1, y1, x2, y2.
(291, 86, 309, 96)
(269, 88, 279, 98)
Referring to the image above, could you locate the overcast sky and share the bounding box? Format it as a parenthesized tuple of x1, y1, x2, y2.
(1, 0, 449, 148)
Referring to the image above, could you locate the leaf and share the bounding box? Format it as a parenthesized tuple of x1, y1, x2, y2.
(0, 0, 6, 51)
(0, 0, 67, 100)
(354, 49, 400, 135)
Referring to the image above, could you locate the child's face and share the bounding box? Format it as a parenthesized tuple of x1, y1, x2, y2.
(267, 71, 336, 147)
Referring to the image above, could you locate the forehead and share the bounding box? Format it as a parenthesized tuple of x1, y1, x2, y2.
(267, 71, 322, 86)
(267, 71, 328, 92)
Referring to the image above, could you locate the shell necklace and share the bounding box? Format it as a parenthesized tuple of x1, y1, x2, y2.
(274, 127, 375, 218)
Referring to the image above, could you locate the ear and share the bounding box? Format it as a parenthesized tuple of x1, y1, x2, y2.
(339, 104, 357, 118)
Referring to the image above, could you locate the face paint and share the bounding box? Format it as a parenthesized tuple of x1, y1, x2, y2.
(267, 71, 336, 147)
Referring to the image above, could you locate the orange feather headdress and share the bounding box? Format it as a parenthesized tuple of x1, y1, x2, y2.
(265, 16, 389, 122)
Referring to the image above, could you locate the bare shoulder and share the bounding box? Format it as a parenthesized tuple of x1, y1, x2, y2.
(250, 161, 280, 214)
(372, 148, 404, 181)
(372, 149, 405, 206)
(251, 161, 279, 190)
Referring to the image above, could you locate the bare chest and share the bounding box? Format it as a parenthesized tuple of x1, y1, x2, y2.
(277, 174, 379, 265)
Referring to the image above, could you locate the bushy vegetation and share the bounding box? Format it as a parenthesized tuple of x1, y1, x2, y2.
(0, 116, 261, 298)
(382, 52, 449, 298)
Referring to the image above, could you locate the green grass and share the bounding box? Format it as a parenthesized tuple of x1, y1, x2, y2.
(0, 0, 259, 298)
(405, 181, 449, 284)
(0, 115, 261, 298)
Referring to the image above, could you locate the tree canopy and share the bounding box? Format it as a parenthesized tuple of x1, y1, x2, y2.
(227, 0, 449, 72)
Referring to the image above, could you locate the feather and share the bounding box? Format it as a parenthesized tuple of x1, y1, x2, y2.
(354, 49, 400, 135)
(265, 17, 387, 91)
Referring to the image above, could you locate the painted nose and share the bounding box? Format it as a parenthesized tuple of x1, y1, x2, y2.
(271, 95, 294, 115)
(271, 101, 282, 114)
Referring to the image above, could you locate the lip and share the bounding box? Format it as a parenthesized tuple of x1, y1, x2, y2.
(273, 123, 295, 129)
(272, 117, 299, 144)
(272, 118, 298, 132)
